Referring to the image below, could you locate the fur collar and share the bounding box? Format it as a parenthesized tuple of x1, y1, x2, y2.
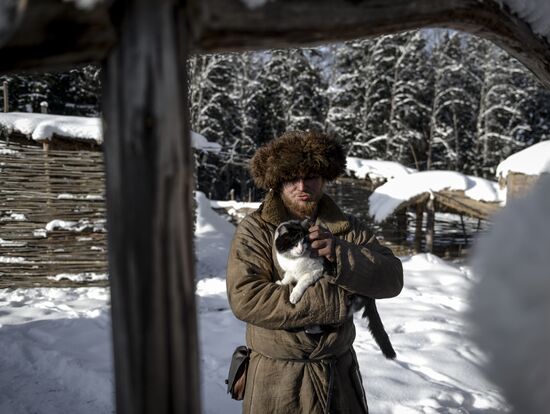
(259, 191, 350, 236)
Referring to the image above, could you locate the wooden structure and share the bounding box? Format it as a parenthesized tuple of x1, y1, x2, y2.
(505, 172, 544, 199)
(382, 189, 501, 252)
(0, 141, 107, 287)
(2, 1, 550, 413)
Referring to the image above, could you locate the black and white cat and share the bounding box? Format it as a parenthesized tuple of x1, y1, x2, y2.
(274, 219, 396, 359)
(274, 219, 325, 305)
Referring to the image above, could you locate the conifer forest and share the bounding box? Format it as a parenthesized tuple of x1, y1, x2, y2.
(3, 30, 549, 201)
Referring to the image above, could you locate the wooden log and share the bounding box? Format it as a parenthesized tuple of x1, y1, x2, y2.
(2, 80, 8, 112)
(0, 0, 115, 73)
(189, 0, 550, 88)
(395, 208, 407, 243)
(425, 196, 435, 253)
(2, 0, 550, 88)
(414, 202, 424, 253)
(101, 1, 200, 413)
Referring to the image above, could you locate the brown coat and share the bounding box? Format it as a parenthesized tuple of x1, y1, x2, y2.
(226, 191, 403, 413)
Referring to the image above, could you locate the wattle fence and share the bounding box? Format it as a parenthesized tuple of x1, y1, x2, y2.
(0, 141, 107, 287)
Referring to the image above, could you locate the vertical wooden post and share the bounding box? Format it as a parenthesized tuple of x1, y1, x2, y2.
(40, 101, 48, 114)
(2, 81, 8, 112)
(395, 208, 407, 244)
(414, 202, 424, 253)
(102, 1, 200, 413)
(425, 196, 435, 253)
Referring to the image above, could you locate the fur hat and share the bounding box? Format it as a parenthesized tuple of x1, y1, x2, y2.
(250, 130, 346, 190)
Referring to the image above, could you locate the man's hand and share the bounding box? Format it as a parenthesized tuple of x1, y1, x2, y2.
(309, 225, 335, 262)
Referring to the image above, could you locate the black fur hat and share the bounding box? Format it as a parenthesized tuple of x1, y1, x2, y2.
(250, 130, 346, 190)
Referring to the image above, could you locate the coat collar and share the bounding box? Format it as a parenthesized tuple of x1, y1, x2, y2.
(259, 190, 351, 235)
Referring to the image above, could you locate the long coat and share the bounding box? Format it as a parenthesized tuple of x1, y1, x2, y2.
(226, 191, 403, 413)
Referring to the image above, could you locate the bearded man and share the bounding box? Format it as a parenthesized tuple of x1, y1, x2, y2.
(226, 130, 403, 413)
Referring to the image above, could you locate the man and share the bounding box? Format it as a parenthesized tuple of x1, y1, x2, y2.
(226, 130, 403, 413)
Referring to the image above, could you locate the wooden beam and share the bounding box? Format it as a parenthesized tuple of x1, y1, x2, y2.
(101, 0, 200, 413)
(188, 0, 550, 88)
(2, 0, 550, 87)
(0, 0, 115, 73)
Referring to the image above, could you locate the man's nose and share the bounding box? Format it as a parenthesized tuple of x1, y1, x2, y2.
(295, 178, 305, 190)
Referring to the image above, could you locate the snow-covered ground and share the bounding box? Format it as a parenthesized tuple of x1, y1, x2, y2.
(0, 192, 510, 413)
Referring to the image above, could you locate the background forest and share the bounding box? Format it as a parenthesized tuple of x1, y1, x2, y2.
(3, 29, 549, 200)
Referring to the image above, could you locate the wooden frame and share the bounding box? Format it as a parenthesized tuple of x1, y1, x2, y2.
(1, 0, 550, 413)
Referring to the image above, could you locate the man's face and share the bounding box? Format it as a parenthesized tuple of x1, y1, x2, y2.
(280, 176, 325, 219)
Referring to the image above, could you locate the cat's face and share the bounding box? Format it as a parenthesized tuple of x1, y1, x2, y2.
(274, 219, 311, 257)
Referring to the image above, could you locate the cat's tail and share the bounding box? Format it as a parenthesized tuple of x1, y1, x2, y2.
(362, 298, 396, 359)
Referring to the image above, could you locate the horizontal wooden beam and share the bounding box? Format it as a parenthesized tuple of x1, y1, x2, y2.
(189, 0, 550, 88)
(2, 0, 550, 88)
(0, 0, 115, 73)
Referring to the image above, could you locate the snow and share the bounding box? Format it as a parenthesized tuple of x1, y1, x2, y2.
(0, 112, 103, 144)
(209, 200, 261, 210)
(496, 139, 550, 179)
(0, 211, 27, 221)
(369, 170, 505, 222)
(0, 192, 512, 413)
(497, 0, 550, 43)
(45, 218, 106, 233)
(469, 174, 550, 414)
(0, 113, 221, 152)
(194, 192, 237, 279)
(346, 157, 416, 180)
(47, 273, 109, 283)
(191, 131, 222, 153)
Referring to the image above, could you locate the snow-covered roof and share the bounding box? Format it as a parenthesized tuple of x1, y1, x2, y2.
(497, 0, 550, 43)
(346, 157, 416, 181)
(369, 170, 504, 222)
(191, 131, 221, 153)
(0, 112, 102, 144)
(0, 112, 221, 152)
(496, 140, 550, 179)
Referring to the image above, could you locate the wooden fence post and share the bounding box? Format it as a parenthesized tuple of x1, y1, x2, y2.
(425, 196, 435, 253)
(101, 1, 200, 413)
(2, 81, 8, 112)
(414, 202, 424, 253)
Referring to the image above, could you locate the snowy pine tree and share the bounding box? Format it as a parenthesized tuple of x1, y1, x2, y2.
(474, 42, 534, 177)
(285, 48, 328, 131)
(427, 32, 482, 172)
(325, 39, 371, 149)
(386, 31, 433, 170)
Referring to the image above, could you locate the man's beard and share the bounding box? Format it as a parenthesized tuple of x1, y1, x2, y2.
(281, 192, 319, 219)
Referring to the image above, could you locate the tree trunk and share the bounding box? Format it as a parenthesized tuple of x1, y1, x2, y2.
(101, 1, 200, 413)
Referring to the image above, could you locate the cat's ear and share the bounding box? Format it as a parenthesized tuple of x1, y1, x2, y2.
(278, 225, 288, 236)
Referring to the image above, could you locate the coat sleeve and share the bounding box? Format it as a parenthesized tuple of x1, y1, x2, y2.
(226, 216, 349, 331)
(332, 216, 403, 299)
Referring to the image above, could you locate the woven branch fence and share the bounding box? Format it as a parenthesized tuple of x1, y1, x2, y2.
(0, 141, 107, 288)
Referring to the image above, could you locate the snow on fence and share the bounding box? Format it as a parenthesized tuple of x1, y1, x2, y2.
(0, 141, 107, 287)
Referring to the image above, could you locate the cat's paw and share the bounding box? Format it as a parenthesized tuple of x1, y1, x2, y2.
(289, 290, 302, 304)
